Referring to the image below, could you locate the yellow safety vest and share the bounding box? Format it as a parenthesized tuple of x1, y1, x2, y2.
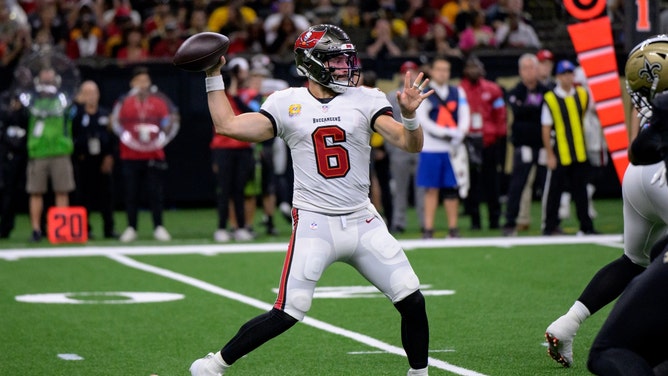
(544, 86, 588, 166)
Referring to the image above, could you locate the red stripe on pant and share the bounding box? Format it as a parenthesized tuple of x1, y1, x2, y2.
(274, 208, 298, 311)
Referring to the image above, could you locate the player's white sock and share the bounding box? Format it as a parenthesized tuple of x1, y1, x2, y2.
(568, 301, 591, 324)
(407, 367, 428, 376)
(212, 351, 230, 371)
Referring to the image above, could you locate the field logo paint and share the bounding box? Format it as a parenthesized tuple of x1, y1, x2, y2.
(271, 285, 455, 298)
(15, 291, 184, 304)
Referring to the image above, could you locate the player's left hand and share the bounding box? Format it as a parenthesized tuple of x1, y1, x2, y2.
(396, 71, 434, 116)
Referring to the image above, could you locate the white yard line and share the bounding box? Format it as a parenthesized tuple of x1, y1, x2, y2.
(0, 234, 624, 260)
(106, 253, 488, 376)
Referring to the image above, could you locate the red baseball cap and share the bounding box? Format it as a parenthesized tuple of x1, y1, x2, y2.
(400, 61, 419, 74)
(536, 49, 554, 62)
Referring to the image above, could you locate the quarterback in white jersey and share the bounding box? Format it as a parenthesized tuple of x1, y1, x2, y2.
(263, 85, 393, 214)
(190, 24, 435, 376)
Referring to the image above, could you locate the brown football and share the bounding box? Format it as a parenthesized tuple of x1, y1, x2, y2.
(173, 32, 230, 72)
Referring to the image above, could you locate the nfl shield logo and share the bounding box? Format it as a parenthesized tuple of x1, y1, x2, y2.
(321, 105, 328, 113)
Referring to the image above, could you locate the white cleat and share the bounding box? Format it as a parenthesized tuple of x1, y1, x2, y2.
(213, 229, 231, 242)
(153, 226, 172, 241)
(189, 352, 226, 376)
(407, 367, 428, 376)
(119, 227, 137, 243)
(545, 315, 578, 367)
(234, 228, 254, 241)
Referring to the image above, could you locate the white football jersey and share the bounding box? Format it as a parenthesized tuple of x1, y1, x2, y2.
(260, 86, 393, 214)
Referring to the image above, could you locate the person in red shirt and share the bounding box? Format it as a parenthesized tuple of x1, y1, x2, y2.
(150, 20, 184, 59)
(210, 72, 255, 242)
(459, 54, 507, 230)
(112, 66, 176, 242)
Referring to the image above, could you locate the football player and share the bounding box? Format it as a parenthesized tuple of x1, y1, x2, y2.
(189, 24, 435, 376)
(544, 35, 668, 368)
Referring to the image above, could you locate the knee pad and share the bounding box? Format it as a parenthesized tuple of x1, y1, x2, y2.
(283, 289, 313, 321)
(389, 267, 420, 302)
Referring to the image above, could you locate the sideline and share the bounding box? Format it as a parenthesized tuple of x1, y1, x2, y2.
(108, 253, 489, 376)
(0, 234, 623, 261)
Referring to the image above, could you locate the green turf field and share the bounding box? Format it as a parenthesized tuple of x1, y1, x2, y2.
(1, 199, 625, 375)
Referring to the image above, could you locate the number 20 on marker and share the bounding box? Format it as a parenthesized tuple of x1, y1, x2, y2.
(47, 206, 89, 244)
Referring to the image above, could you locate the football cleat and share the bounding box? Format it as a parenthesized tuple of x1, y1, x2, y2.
(189, 352, 226, 376)
(545, 316, 578, 367)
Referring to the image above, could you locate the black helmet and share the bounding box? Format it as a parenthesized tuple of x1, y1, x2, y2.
(294, 24, 360, 93)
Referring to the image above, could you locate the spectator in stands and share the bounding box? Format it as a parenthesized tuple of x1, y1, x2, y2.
(183, 8, 209, 38)
(27, 1, 68, 51)
(460, 55, 507, 230)
(103, 6, 138, 57)
(25, 66, 76, 242)
(305, 1, 339, 25)
(101, 4, 141, 36)
(142, 0, 173, 38)
(211, 0, 258, 55)
(407, 2, 460, 57)
(423, 21, 462, 57)
(242, 19, 269, 55)
(263, 0, 309, 47)
(453, 0, 483, 34)
(150, 19, 184, 58)
(265, 14, 302, 60)
(70, 80, 117, 239)
(208, 0, 258, 34)
(536, 48, 556, 89)
(366, 17, 404, 59)
(494, 10, 541, 49)
(115, 25, 148, 61)
(458, 9, 496, 53)
(112, 66, 175, 243)
(66, 12, 104, 59)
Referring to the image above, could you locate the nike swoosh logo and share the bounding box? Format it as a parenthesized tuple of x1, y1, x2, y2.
(365, 217, 375, 223)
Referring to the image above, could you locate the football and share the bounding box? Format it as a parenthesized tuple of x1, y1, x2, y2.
(173, 32, 230, 72)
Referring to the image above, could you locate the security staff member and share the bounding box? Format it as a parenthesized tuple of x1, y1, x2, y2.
(71, 80, 117, 239)
(541, 60, 596, 235)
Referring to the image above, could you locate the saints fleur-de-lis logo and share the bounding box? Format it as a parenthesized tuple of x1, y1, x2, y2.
(639, 57, 662, 83)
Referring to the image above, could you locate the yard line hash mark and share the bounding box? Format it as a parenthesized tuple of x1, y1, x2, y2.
(107, 253, 489, 376)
